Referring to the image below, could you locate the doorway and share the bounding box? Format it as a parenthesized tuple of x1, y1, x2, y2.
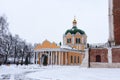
(96, 55, 101, 62)
(42, 54, 48, 66)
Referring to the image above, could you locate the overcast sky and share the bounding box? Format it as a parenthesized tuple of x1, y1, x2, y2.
(0, 0, 109, 45)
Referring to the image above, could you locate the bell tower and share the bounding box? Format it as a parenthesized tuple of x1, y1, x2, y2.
(108, 0, 120, 46)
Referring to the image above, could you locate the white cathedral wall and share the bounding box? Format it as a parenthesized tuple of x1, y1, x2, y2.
(107, 48, 112, 63)
(80, 49, 89, 67)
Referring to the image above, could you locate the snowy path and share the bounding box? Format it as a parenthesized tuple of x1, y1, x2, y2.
(0, 65, 43, 80)
(0, 65, 120, 80)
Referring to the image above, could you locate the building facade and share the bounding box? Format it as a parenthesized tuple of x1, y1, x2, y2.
(34, 0, 120, 67)
(34, 18, 87, 66)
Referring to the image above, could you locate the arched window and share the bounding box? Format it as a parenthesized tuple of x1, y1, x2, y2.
(96, 55, 101, 62)
(76, 38, 80, 44)
(67, 38, 71, 43)
(71, 56, 73, 63)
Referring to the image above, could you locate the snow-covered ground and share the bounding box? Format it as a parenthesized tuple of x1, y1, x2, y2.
(0, 65, 120, 80)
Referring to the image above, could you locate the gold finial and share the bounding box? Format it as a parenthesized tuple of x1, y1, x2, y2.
(73, 16, 77, 26)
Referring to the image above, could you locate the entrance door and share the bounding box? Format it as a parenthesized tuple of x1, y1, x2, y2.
(42, 54, 48, 66)
(96, 55, 101, 62)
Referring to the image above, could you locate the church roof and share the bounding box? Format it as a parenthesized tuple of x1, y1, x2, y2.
(65, 26, 85, 35)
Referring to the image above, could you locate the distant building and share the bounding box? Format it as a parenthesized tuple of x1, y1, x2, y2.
(34, 18, 87, 66)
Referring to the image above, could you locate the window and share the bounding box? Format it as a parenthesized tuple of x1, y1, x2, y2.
(78, 56, 80, 63)
(71, 56, 73, 63)
(74, 56, 76, 63)
(96, 55, 101, 62)
(76, 38, 80, 44)
(67, 38, 71, 43)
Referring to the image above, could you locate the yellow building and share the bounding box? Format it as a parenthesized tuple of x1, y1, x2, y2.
(34, 18, 87, 66)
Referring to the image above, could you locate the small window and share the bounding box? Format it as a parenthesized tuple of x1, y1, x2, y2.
(67, 38, 71, 43)
(71, 56, 73, 63)
(76, 38, 80, 44)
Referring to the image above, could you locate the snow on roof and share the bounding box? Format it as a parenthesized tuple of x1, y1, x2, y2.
(60, 45, 72, 49)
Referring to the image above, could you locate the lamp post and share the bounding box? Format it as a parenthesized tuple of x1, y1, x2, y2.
(87, 43, 91, 68)
(88, 48, 91, 68)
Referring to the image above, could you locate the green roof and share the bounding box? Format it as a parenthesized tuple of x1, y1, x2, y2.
(65, 26, 85, 35)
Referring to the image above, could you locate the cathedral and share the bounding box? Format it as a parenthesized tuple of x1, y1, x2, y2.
(34, 18, 87, 66)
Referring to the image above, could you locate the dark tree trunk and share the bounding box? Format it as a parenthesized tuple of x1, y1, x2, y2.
(14, 46, 17, 64)
(28, 52, 31, 64)
(4, 54, 8, 64)
(25, 56, 28, 65)
(21, 51, 24, 65)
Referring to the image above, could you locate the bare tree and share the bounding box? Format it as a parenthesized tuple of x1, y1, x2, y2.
(3, 34, 13, 63)
(0, 15, 10, 64)
(0, 15, 34, 64)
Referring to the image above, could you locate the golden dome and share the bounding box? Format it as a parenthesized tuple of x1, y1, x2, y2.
(73, 17, 77, 26)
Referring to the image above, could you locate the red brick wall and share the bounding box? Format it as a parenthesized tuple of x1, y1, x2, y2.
(112, 48, 120, 62)
(113, 0, 120, 45)
(90, 48, 108, 62)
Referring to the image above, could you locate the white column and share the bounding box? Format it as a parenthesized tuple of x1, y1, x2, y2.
(39, 52, 41, 65)
(36, 52, 38, 64)
(53, 52, 54, 65)
(40, 52, 41, 65)
(65, 52, 66, 65)
(48, 52, 50, 65)
(41, 52, 43, 65)
(34, 52, 36, 64)
(49, 52, 50, 65)
(56, 51, 57, 65)
(108, 48, 112, 63)
(59, 52, 61, 65)
(62, 52, 63, 65)
(39, 52, 40, 64)
(51, 51, 52, 65)
(65, 52, 67, 65)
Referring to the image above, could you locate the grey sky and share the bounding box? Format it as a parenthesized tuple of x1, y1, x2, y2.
(0, 0, 109, 45)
